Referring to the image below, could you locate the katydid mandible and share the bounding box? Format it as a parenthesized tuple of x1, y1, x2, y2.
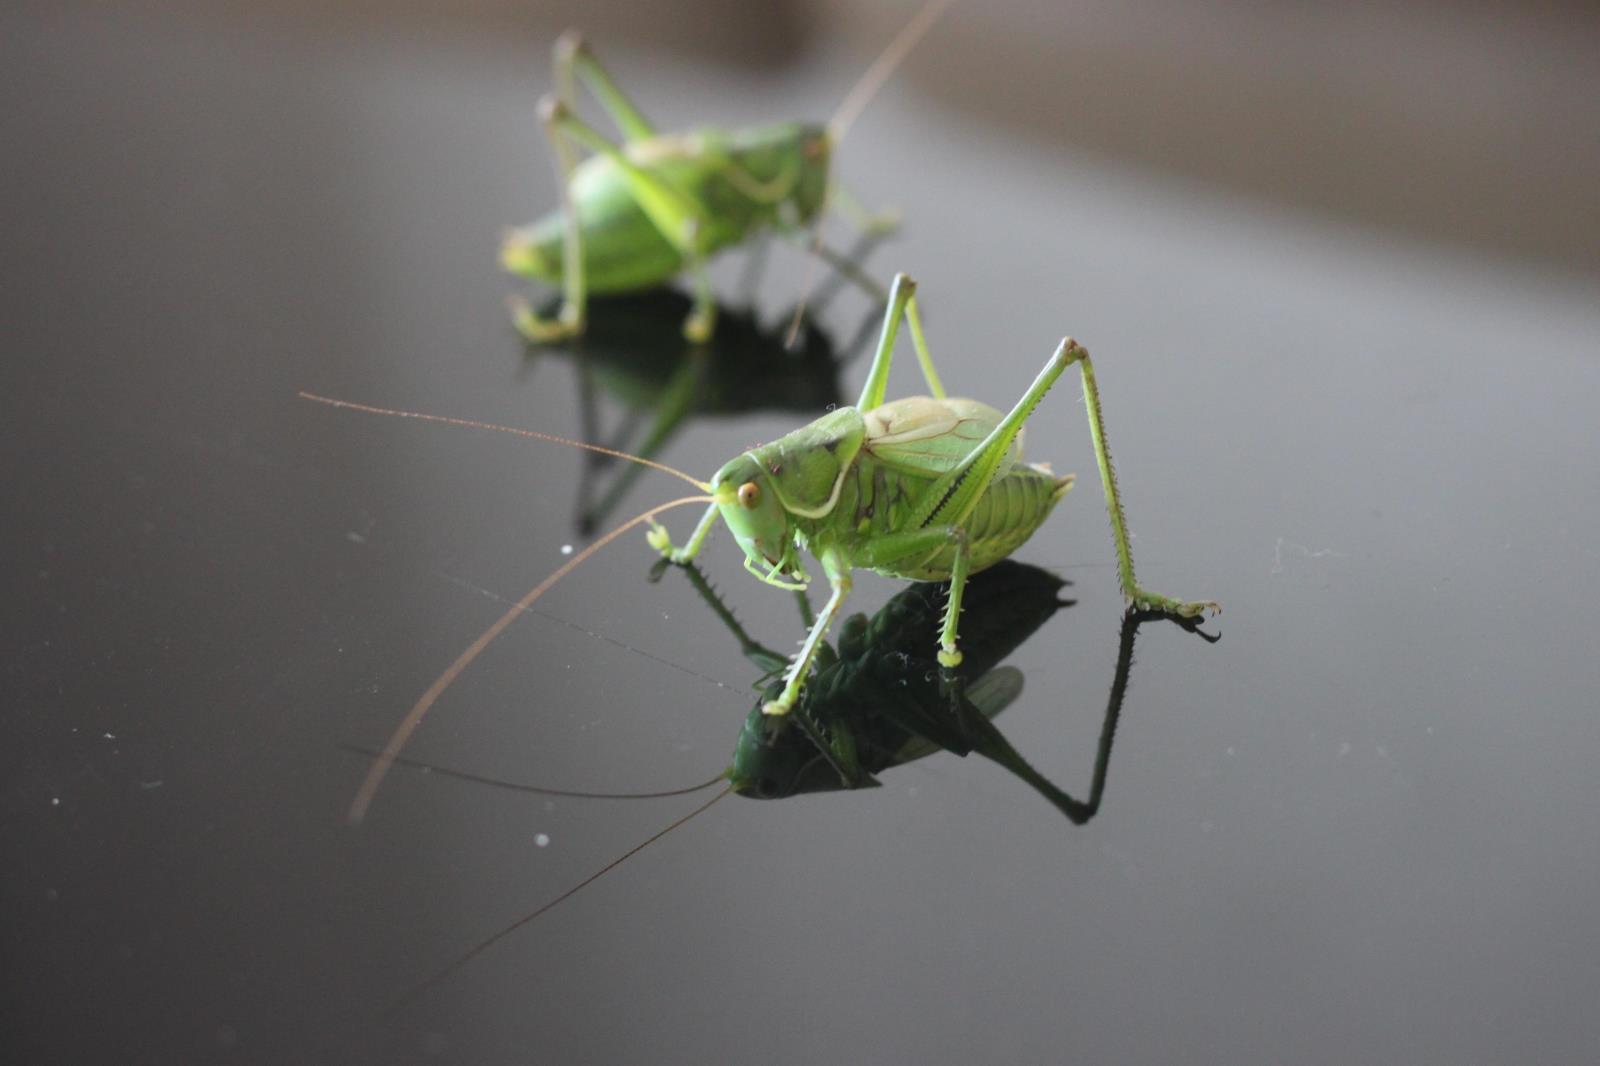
(646, 271, 1218, 716)
(501, 0, 954, 343)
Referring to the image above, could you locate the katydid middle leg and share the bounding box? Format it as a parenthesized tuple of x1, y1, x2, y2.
(856, 272, 948, 407)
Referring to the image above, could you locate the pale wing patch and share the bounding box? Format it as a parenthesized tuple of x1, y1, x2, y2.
(864, 396, 1021, 476)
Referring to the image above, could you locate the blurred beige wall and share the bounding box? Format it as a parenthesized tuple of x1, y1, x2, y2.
(47, 0, 1600, 273)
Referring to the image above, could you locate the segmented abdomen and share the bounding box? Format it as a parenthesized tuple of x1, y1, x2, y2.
(840, 460, 1071, 581)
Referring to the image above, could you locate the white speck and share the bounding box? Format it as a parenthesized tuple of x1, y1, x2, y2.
(1225, 746, 1235, 757)
(140, 780, 164, 791)
(534, 833, 551, 847)
(1200, 820, 1215, 833)
(543, 800, 556, 812)
(1338, 742, 1351, 757)
(560, 544, 573, 556)
(51, 797, 60, 806)
(103, 732, 116, 740)
(1376, 745, 1389, 760)
(346, 531, 366, 545)
(1425, 726, 1434, 735)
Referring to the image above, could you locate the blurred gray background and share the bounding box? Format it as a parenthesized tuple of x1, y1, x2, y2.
(60, 0, 1600, 274)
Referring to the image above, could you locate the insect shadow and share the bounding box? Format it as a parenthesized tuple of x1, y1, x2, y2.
(365, 559, 1216, 1006)
(522, 244, 886, 536)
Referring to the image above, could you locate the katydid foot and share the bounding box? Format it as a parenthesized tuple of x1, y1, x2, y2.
(508, 295, 583, 343)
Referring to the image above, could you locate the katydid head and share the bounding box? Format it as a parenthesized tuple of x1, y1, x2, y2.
(709, 454, 802, 582)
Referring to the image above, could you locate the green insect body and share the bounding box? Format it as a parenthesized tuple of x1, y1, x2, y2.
(503, 122, 831, 298)
(502, 6, 946, 344)
(649, 272, 1217, 717)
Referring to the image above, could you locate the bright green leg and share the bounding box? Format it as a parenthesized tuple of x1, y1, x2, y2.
(855, 273, 946, 410)
(647, 501, 719, 564)
(764, 550, 852, 716)
(552, 32, 656, 142)
(1064, 342, 1218, 618)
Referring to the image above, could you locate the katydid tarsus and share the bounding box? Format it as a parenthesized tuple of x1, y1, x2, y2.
(501, 0, 954, 343)
(365, 560, 1211, 1007)
(299, 271, 1216, 824)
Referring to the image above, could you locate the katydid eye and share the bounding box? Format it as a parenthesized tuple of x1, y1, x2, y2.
(738, 481, 760, 508)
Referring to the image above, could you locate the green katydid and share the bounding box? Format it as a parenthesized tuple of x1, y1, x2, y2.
(501, 0, 954, 343)
(644, 271, 1218, 717)
(300, 272, 1216, 823)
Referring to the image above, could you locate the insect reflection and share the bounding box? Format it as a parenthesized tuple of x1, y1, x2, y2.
(376, 561, 1214, 1004)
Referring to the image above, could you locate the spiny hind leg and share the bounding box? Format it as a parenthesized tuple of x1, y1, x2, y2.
(854, 273, 947, 409)
(552, 31, 656, 141)
(1062, 340, 1218, 618)
(510, 95, 589, 342)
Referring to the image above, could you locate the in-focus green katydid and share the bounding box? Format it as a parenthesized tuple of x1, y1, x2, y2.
(645, 271, 1219, 716)
(361, 560, 1212, 1006)
(501, 0, 953, 343)
(300, 272, 1216, 822)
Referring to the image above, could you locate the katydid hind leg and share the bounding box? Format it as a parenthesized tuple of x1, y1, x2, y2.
(1063, 341, 1219, 618)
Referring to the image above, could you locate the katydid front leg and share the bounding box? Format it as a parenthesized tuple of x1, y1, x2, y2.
(647, 502, 719, 564)
(764, 549, 853, 716)
(511, 96, 588, 342)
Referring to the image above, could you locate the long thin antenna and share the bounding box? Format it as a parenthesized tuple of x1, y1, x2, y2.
(387, 787, 732, 1013)
(786, 0, 954, 346)
(828, 0, 957, 142)
(298, 392, 712, 492)
(340, 746, 728, 800)
(346, 493, 713, 825)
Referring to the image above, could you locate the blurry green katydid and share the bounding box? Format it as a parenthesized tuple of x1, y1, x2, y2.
(300, 272, 1216, 823)
(501, 0, 954, 343)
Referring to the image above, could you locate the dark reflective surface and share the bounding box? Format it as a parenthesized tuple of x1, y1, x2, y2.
(525, 280, 877, 534)
(6, 8, 1600, 1065)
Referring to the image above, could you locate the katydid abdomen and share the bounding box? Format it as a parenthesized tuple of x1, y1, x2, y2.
(831, 437, 1073, 581)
